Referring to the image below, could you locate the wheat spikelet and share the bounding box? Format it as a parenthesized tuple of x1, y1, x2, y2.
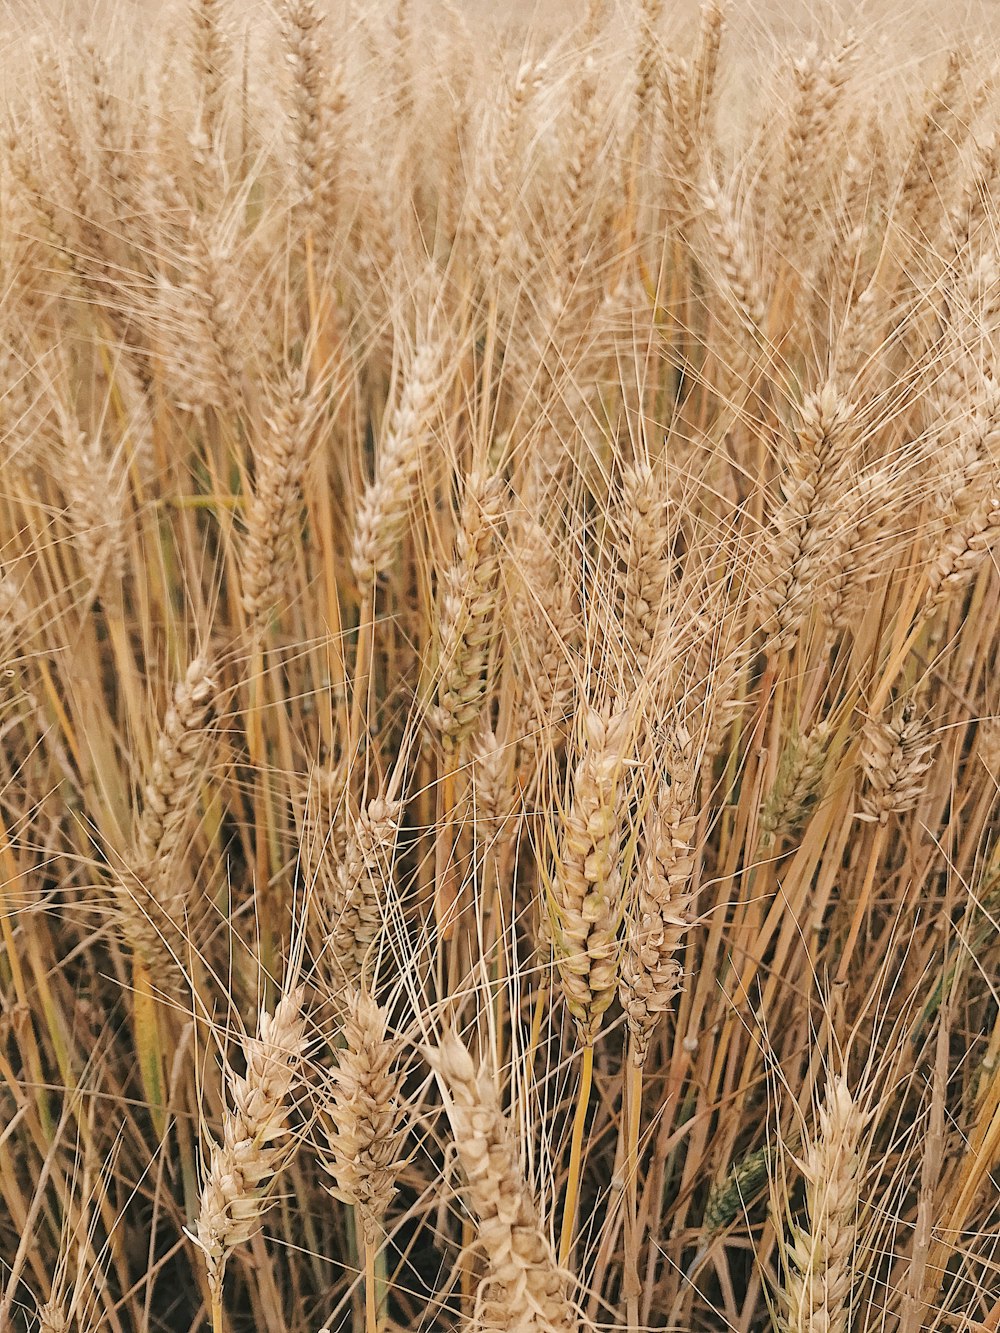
(428, 1030, 578, 1332)
(619, 724, 697, 1065)
(552, 706, 631, 1044)
(776, 1078, 868, 1333)
(241, 372, 319, 629)
(316, 988, 407, 1245)
(859, 702, 935, 824)
(196, 986, 307, 1301)
(433, 470, 506, 755)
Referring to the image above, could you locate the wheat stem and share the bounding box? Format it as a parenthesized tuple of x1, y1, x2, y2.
(364, 1229, 377, 1333)
(559, 1040, 594, 1266)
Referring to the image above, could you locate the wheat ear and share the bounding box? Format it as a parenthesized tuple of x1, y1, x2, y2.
(279, 0, 344, 237)
(320, 793, 402, 999)
(618, 461, 672, 681)
(428, 1030, 579, 1333)
(552, 706, 631, 1044)
(923, 489, 1000, 617)
(196, 986, 307, 1323)
(190, 0, 232, 153)
(59, 424, 127, 609)
(760, 719, 835, 847)
(701, 174, 767, 334)
(552, 705, 631, 1263)
(776, 1078, 868, 1333)
(316, 988, 407, 1244)
(510, 514, 579, 784)
(759, 381, 857, 655)
(120, 657, 220, 978)
(619, 725, 698, 1066)
(241, 372, 319, 630)
(351, 335, 447, 589)
(859, 702, 935, 825)
(433, 469, 506, 755)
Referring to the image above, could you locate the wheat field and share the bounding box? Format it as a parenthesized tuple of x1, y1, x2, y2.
(1, 1, 999, 1331)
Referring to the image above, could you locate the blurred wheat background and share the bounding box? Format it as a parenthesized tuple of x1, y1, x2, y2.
(1, 1, 1000, 1332)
